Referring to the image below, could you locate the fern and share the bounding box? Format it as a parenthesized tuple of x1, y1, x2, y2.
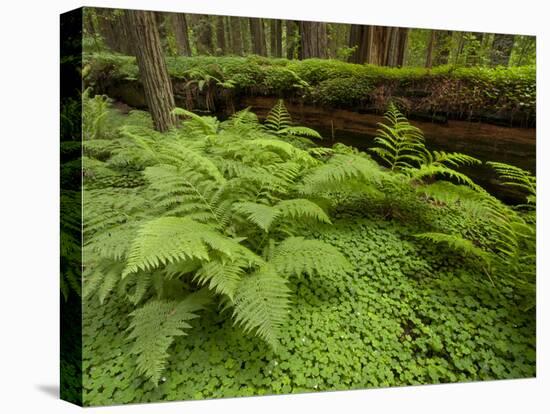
(233, 199, 330, 233)
(232, 265, 290, 348)
(298, 153, 384, 196)
(264, 99, 322, 139)
(264, 99, 292, 132)
(123, 217, 244, 277)
(415, 232, 491, 265)
(127, 290, 212, 384)
(487, 161, 536, 204)
(370, 102, 426, 171)
(271, 237, 351, 278)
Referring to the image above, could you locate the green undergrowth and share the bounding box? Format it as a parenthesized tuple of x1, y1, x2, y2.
(84, 53, 535, 125)
(83, 212, 535, 405)
(79, 97, 535, 406)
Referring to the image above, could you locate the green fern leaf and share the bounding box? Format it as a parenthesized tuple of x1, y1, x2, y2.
(232, 265, 290, 348)
(127, 290, 212, 383)
(271, 237, 351, 278)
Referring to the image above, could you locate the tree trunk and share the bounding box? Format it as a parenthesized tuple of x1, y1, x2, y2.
(270, 19, 282, 58)
(229, 16, 243, 56)
(123, 10, 175, 132)
(215, 16, 226, 55)
(249, 18, 267, 56)
(97, 9, 133, 54)
(299, 21, 328, 59)
(490, 33, 515, 66)
(425, 30, 436, 68)
(172, 13, 191, 56)
(286, 20, 297, 59)
(195, 15, 214, 55)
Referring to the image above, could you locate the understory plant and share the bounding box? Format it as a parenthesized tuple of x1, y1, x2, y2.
(81, 99, 383, 383)
(82, 95, 536, 386)
(370, 102, 535, 304)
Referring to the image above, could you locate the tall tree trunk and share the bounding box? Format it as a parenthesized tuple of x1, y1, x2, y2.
(395, 28, 408, 67)
(286, 20, 297, 59)
(490, 33, 515, 66)
(229, 16, 243, 55)
(425, 30, 436, 68)
(195, 15, 214, 55)
(348, 24, 363, 63)
(299, 21, 328, 59)
(123, 10, 175, 132)
(270, 19, 282, 58)
(97, 9, 133, 54)
(172, 13, 191, 56)
(249, 18, 267, 56)
(215, 15, 226, 55)
(350, 25, 404, 66)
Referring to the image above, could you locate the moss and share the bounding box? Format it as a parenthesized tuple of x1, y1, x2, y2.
(84, 53, 535, 125)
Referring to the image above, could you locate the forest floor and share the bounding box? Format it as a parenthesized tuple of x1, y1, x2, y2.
(82, 205, 535, 406)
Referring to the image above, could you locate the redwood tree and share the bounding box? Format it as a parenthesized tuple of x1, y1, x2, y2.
(229, 16, 243, 55)
(349, 25, 407, 66)
(249, 18, 267, 56)
(299, 21, 328, 59)
(270, 19, 282, 58)
(215, 16, 226, 55)
(171, 13, 191, 56)
(123, 10, 176, 132)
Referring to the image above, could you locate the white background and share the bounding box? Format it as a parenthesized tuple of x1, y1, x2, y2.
(0, 0, 548, 412)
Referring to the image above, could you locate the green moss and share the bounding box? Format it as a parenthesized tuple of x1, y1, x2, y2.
(84, 53, 535, 124)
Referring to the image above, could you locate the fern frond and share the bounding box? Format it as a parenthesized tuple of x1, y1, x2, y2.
(415, 232, 491, 265)
(370, 102, 426, 171)
(264, 99, 292, 132)
(127, 290, 212, 384)
(194, 250, 264, 300)
(409, 164, 485, 193)
(298, 153, 383, 195)
(278, 126, 322, 139)
(271, 237, 351, 278)
(487, 161, 536, 204)
(123, 217, 244, 277)
(232, 265, 290, 348)
(172, 107, 219, 136)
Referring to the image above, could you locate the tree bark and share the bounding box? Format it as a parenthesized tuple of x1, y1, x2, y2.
(123, 10, 176, 132)
(97, 9, 133, 54)
(490, 33, 515, 66)
(249, 18, 267, 56)
(172, 13, 191, 56)
(215, 15, 226, 55)
(299, 21, 328, 59)
(270, 19, 282, 58)
(425, 30, 436, 68)
(229, 16, 243, 55)
(286, 20, 297, 59)
(195, 15, 214, 55)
